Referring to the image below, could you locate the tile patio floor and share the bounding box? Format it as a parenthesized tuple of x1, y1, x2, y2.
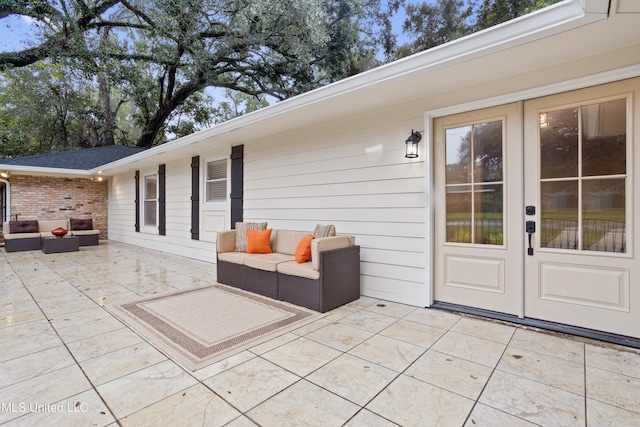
(1, 241, 639, 426)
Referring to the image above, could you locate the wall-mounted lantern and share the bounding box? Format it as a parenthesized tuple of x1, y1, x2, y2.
(405, 130, 422, 158)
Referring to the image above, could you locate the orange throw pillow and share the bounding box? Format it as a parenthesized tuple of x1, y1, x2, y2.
(295, 234, 314, 263)
(246, 229, 272, 254)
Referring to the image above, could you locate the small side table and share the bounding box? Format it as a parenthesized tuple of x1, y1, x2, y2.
(41, 236, 80, 254)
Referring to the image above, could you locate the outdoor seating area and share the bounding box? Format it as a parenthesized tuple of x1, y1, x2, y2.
(216, 223, 360, 312)
(2, 218, 99, 252)
(2, 241, 639, 426)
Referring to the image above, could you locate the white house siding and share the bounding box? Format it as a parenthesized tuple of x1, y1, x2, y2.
(108, 150, 228, 263)
(241, 104, 429, 306)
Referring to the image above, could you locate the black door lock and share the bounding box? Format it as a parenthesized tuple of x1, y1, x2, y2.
(526, 220, 535, 255)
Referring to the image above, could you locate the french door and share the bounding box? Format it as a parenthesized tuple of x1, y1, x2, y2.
(434, 78, 640, 338)
(434, 103, 522, 315)
(523, 79, 639, 338)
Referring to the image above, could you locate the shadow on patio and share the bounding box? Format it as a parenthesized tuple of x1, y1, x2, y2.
(1, 241, 639, 426)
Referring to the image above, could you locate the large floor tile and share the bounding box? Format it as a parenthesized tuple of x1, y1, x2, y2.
(305, 322, 374, 352)
(0, 364, 92, 424)
(586, 398, 640, 426)
(338, 310, 398, 334)
(509, 328, 584, 364)
(479, 370, 585, 426)
(247, 380, 360, 427)
(367, 374, 474, 426)
(348, 334, 425, 372)
(66, 327, 144, 362)
(586, 366, 640, 412)
(379, 318, 446, 348)
(451, 317, 516, 344)
(586, 343, 640, 379)
(97, 360, 197, 419)
(405, 350, 493, 400)
(120, 383, 241, 427)
(497, 346, 584, 395)
(343, 409, 399, 427)
(204, 357, 299, 412)
(0, 345, 75, 387)
(79, 342, 168, 385)
(464, 403, 537, 426)
(261, 337, 342, 377)
(3, 389, 116, 427)
(403, 307, 461, 329)
(306, 353, 399, 406)
(431, 330, 507, 367)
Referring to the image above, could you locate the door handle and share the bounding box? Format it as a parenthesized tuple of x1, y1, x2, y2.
(526, 221, 535, 256)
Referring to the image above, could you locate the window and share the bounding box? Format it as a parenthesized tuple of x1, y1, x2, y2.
(205, 159, 227, 202)
(144, 174, 157, 226)
(539, 98, 627, 253)
(445, 120, 504, 245)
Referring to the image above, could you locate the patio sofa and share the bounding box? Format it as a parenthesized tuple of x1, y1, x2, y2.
(216, 224, 360, 312)
(2, 218, 100, 252)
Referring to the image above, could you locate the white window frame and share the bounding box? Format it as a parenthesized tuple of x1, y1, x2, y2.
(204, 157, 228, 204)
(143, 173, 158, 228)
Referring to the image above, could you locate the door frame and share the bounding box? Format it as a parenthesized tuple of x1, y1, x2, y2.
(423, 67, 640, 313)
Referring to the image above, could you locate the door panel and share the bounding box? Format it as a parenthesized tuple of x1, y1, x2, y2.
(524, 78, 639, 338)
(434, 103, 522, 314)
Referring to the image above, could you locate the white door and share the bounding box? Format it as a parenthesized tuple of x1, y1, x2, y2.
(434, 103, 522, 314)
(523, 79, 640, 338)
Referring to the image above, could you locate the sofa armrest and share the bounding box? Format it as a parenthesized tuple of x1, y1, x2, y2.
(311, 235, 353, 271)
(217, 230, 237, 253)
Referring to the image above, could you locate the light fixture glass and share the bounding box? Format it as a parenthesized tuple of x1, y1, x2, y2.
(405, 130, 422, 158)
(0, 171, 9, 179)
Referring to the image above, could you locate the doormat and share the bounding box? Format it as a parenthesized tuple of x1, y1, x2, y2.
(109, 284, 323, 371)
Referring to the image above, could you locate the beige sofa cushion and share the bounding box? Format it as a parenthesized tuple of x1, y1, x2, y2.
(217, 251, 247, 265)
(4, 232, 41, 240)
(311, 235, 354, 270)
(277, 261, 320, 280)
(217, 230, 237, 253)
(244, 253, 295, 272)
(274, 230, 310, 255)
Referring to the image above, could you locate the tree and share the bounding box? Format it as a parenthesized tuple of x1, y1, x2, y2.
(395, 0, 473, 59)
(395, 0, 561, 59)
(474, 0, 560, 31)
(0, 0, 391, 148)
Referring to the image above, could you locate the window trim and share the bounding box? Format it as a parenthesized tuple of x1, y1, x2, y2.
(204, 157, 228, 204)
(142, 172, 158, 229)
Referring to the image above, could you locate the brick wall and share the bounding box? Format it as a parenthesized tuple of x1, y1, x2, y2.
(3, 175, 108, 240)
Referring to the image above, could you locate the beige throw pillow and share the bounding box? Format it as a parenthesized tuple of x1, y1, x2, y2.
(235, 222, 268, 251)
(313, 224, 336, 238)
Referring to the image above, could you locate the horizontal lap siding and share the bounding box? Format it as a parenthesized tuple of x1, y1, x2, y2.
(108, 158, 216, 262)
(243, 107, 427, 306)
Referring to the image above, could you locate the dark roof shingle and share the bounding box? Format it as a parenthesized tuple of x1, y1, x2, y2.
(0, 146, 147, 170)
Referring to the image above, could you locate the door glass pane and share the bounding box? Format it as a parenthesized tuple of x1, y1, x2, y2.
(582, 179, 625, 252)
(474, 121, 503, 183)
(446, 126, 471, 184)
(582, 99, 626, 176)
(445, 120, 504, 246)
(474, 184, 503, 244)
(540, 180, 578, 249)
(540, 108, 578, 179)
(446, 185, 471, 243)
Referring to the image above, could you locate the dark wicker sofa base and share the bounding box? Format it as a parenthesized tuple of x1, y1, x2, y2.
(217, 245, 360, 312)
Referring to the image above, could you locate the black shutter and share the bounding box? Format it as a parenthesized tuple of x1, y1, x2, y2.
(191, 156, 200, 240)
(158, 164, 166, 236)
(230, 145, 244, 229)
(134, 170, 140, 232)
